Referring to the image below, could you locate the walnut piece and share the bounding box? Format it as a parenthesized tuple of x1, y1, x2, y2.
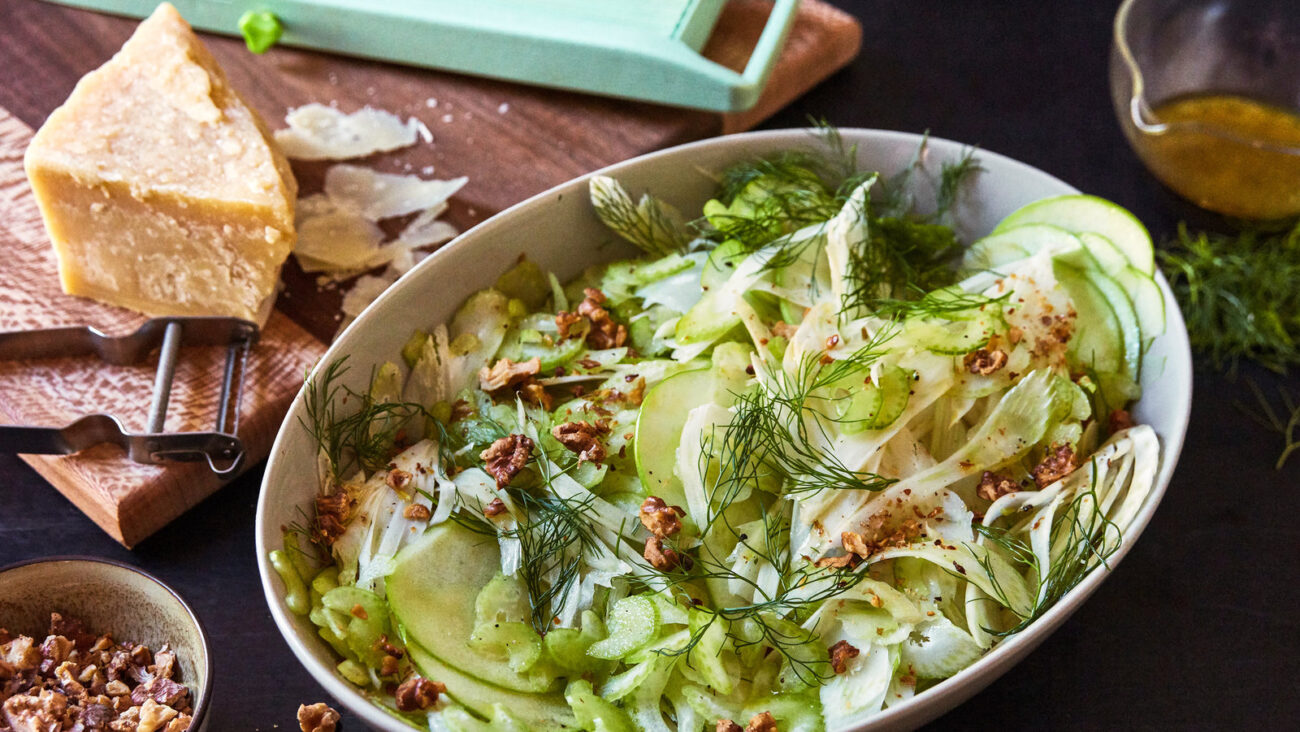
(478, 356, 541, 393)
(385, 468, 413, 493)
(519, 380, 553, 411)
(643, 536, 687, 572)
(136, 698, 179, 732)
(829, 640, 860, 674)
(977, 471, 1021, 502)
(841, 519, 926, 560)
(717, 721, 744, 732)
(1109, 408, 1135, 433)
(551, 421, 608, 464)
(403, 503, 431, 521)
(480, 434, 534, 488)
(2, 688, 66, 732)
(555, 310, 584, 341)
(484, 497, 508, 517)
(1031, 443, 1078, 487)
(638, 496, 685, 538)
(394, 677, 445, 712)
(297, 702, 341, 732)
(576, 288, 627, 349)
(813, 554, 858, 569)
(746, 711, 779, 732)
(313, 489, 354, 546)
(963, 348, 1008, 375)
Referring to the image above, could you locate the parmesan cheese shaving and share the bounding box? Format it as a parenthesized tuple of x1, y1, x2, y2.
(397, 206, 460, 248)
(323, 165, 467, 220)
(274, 104, 420, 160)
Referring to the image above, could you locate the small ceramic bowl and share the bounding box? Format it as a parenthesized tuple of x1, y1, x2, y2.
(0, 556, 211, 731)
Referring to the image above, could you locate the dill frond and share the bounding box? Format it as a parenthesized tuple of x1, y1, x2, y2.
(1239, 380, 1300, 470)
(500, 488, 604, 634)
(590, 175, 690, 257)
(300, 358, 431, 480)
(935, 146, 985, 219)
(1158, 219, 1300, 374)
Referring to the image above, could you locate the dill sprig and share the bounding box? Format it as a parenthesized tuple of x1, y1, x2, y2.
(971, 471, 1122, 637)
(301, 358, 430, 479)
(1158, 220, 1300, 373)
(1240, 380, 1300, 470)
(500, 488, 604, 635)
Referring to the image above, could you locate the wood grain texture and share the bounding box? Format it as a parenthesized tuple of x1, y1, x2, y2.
(0, 109, 324, 547)
(0, 0, 859, 546)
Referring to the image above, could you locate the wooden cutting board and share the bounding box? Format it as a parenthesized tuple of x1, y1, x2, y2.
(0, 0, 860, 547)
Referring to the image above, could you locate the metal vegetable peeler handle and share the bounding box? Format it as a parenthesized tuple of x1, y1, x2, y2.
(0, 317, 259, 475)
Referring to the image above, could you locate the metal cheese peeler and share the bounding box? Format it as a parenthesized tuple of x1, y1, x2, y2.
(0, 317, 258, 476)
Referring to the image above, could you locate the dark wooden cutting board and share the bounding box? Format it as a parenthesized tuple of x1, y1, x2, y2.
(0, 0, 860, 546)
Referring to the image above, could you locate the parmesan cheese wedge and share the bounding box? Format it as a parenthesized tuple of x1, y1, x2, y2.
(23, 3, 297, 325)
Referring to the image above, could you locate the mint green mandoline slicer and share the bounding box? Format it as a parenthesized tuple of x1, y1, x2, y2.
(41, 0, 801, 112)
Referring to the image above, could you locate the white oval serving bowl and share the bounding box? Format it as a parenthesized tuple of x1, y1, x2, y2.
(257, 129, 1192, 732)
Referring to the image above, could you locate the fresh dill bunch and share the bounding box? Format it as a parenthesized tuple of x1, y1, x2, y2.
(1158, 220, 1300, 373)
(1240, 380, 1300, 470)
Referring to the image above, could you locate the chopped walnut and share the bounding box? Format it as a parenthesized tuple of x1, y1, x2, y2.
(1031, 443, 1078, 487)
(555, 310, 585, 341)
(977, 471, 1022, 502)
(841, 519, 926, 559)
(1109, 408, 1135, 433)
(394, 677, 445, 712)
(480, 434, 534, 488)
(813, 553, 858, 569)
(136, 698, 179, 732)
(385, 469, 413, 493)
(403, 503, 431, 521)
(297, 702, 341, 732)
(771, 321, 799, 340)
(0, 616, 192, 732)
(745, 711, 779, 732)
(484, 498, 508, 517)
(519, 380, 553, 411)
(313, 489, 354, 546)
(576, 288, 627, 349)
(717, 721, 744, 732)
(963, 348, 1008, 375)
(643, 536, 688, 572)
(478, 356, 541, 393)
(551, 421, 608, 464)
(829, 640, 860, 674)
(638, 496, 685, 538)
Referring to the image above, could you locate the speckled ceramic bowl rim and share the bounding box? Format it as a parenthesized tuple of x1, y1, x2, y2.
(257, 128, 1193, 731)
(0, 555, 213, 727)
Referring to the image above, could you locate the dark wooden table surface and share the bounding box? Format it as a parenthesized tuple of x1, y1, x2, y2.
(2, 0, 1297, 729)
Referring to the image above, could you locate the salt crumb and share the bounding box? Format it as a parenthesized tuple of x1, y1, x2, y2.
(468, 208, 478, 217)
(441, 113, 454, 124)
(425, 97, 438, 108)
(366, 86, 376, 96)
(498, 102, 510, 114)
(421, 165, 435, 175)
(328, 73, 338, 85)
(464, 111, 474, 120)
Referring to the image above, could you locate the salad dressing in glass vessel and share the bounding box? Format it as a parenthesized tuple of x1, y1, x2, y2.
(1111, 0, 1300, 220)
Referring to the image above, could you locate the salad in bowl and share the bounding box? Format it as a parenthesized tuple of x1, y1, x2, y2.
(258, 129, 1189, 731)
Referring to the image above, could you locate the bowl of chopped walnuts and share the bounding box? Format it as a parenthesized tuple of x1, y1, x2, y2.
(0, 557, 210, 731)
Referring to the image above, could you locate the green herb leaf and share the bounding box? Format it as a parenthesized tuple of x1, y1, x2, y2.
(238, 10, 284, 55)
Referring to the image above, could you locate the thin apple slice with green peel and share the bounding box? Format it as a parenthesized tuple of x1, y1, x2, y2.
(388, 522, 557, 694)
(964, 223, 1082, 271)
(994, 194, 1155, 275)
(634, 368, 713, 509)
(1052, 262, 1125, 378)
(1076, 232, 1166, 347)
(404, 642, 574, 730)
